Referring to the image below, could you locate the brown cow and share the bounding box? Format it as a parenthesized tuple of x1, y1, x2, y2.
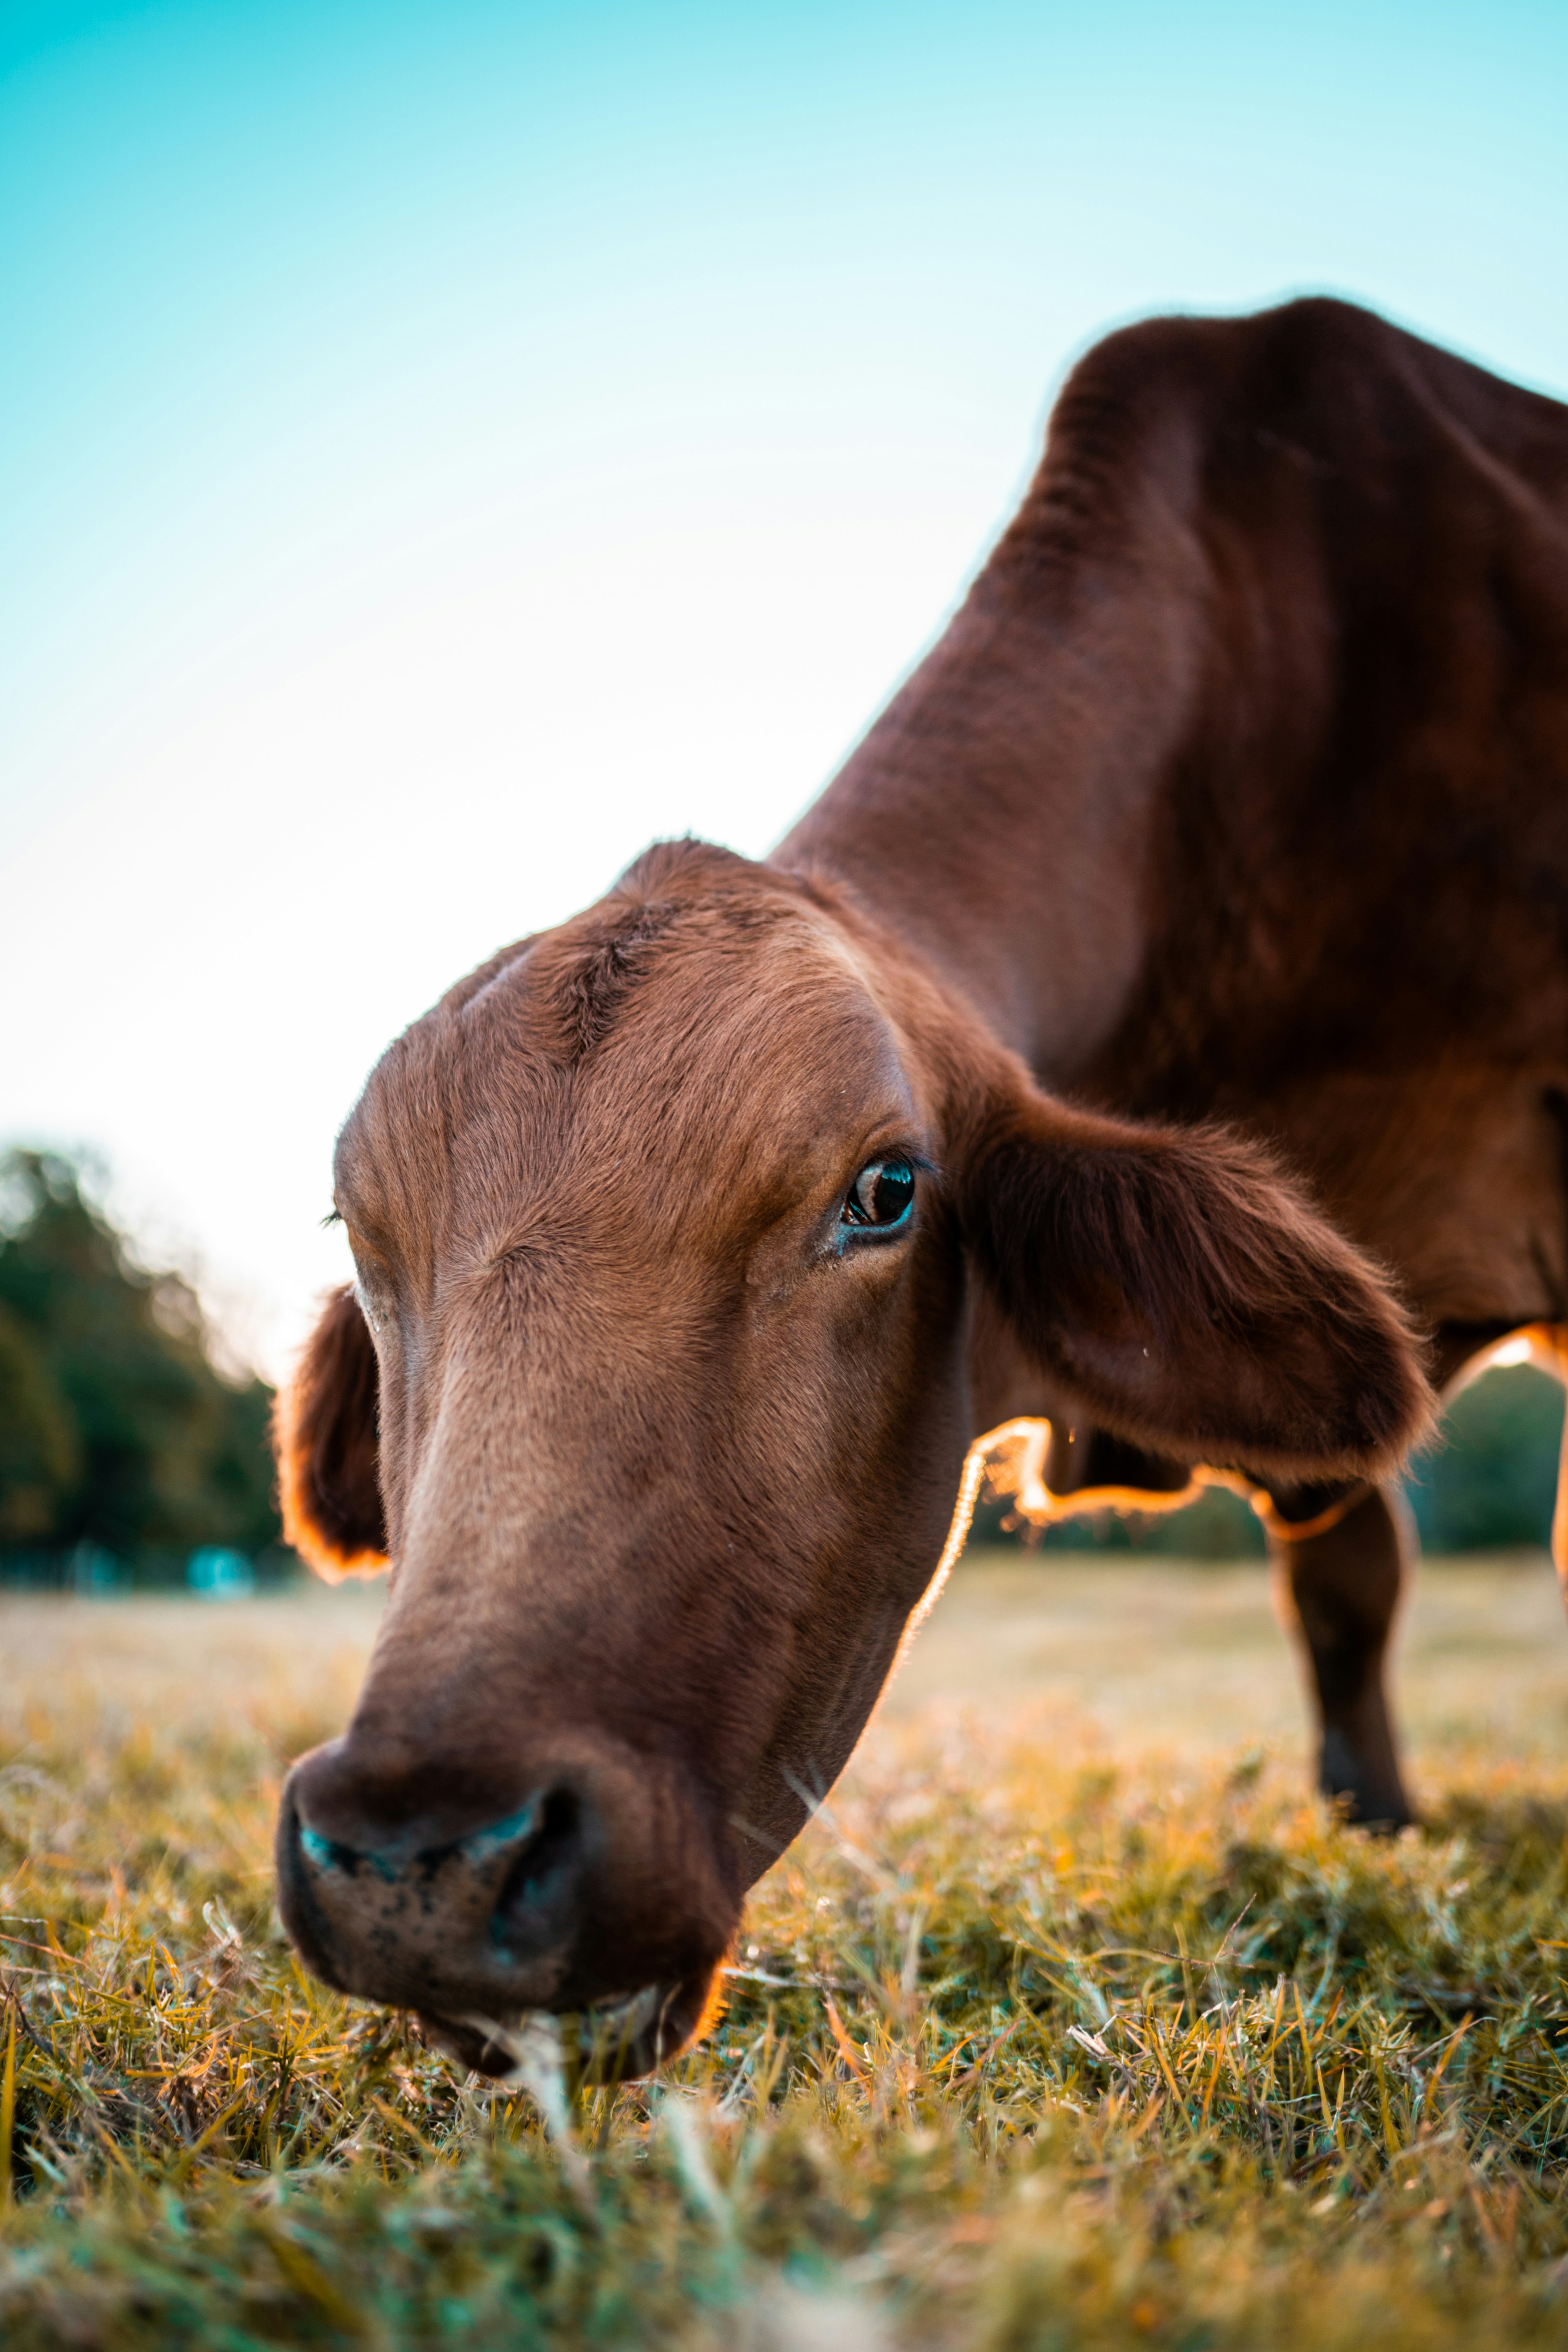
(274, 295, 1568, 2077)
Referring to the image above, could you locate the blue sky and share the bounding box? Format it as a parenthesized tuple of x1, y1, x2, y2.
(2, 0, 1565, 1373)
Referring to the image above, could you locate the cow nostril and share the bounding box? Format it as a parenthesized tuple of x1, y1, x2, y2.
(297, 1821, 402, 1883)
(491, 1787, 583, 1952)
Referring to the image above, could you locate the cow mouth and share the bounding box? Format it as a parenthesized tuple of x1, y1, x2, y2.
(419, 1977, 712, 2082)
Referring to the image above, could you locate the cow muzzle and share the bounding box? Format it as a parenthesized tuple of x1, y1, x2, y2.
(276, 1734, 737, 2078)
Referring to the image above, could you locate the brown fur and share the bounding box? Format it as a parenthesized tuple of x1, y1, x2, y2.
(274, 295, 1568, 2065)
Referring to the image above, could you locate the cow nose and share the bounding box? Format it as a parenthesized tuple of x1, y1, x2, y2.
(278, 1742, 593, 2014)
(295, 1788, 584, 1951)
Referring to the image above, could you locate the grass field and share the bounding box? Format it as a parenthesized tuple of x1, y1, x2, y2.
(5, 1549, 1568, 2347)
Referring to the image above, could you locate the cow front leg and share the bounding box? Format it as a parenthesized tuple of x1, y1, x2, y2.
(1265, 1483, 1413, 1830)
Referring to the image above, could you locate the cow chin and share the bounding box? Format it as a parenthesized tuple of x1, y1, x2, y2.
(417, 1973, 723, 2083)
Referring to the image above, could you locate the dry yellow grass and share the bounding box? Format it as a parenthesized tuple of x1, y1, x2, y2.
(8, 1540, 1565, 1770)
(3, 1549, 1568, 2348)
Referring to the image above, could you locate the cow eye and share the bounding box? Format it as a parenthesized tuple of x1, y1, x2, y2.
(841, 1156, 916, 1232)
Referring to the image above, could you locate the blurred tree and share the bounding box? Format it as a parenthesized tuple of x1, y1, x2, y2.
(0, 1297, 80, 1542)
(1403, 1361, 1565, 1554)
(0, 1151, 279, 1566)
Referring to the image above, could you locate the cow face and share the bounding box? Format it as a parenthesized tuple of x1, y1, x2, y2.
(275, 844, 1429, 2076)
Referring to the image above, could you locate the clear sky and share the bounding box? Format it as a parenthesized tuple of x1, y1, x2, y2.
(3, 0, 1565, 1379)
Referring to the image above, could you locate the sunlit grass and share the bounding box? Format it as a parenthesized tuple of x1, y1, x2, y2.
(5, 1577, 1568, 2347)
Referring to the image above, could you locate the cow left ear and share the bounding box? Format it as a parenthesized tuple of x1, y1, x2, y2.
(273, 1285, 389, 1581)
(961, 1092, 1434, 1482)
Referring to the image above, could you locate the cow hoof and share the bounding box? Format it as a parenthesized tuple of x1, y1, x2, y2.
(1318, 1729, 1415, 1834)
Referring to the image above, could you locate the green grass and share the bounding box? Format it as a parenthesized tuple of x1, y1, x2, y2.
(5, 1578, 1568, 2347)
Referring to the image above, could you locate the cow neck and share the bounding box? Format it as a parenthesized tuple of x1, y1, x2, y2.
(772, 585, 1178, 1094)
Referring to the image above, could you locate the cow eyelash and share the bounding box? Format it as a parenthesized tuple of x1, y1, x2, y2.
(854, 1149, 939, 1194)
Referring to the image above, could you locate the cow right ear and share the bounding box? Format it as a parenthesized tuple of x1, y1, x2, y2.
(274, 1285, 389, 1580)
(960, 1087, 1434, 1484)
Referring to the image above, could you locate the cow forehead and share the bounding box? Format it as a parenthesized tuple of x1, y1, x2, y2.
(334, 891, 924, 1255)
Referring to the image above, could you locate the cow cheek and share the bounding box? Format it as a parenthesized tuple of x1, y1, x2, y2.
(725, 1371, 973, 1870)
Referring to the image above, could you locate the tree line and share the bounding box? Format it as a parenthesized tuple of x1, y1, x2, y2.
(0, 1151, 278, 1580)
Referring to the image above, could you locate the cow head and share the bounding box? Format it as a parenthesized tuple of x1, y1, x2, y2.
(274, 841, 1430, 2074)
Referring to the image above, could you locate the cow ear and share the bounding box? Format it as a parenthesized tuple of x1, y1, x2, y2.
(961, 1094, 1434, 1481)
(274, 1285, 389, 1580)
